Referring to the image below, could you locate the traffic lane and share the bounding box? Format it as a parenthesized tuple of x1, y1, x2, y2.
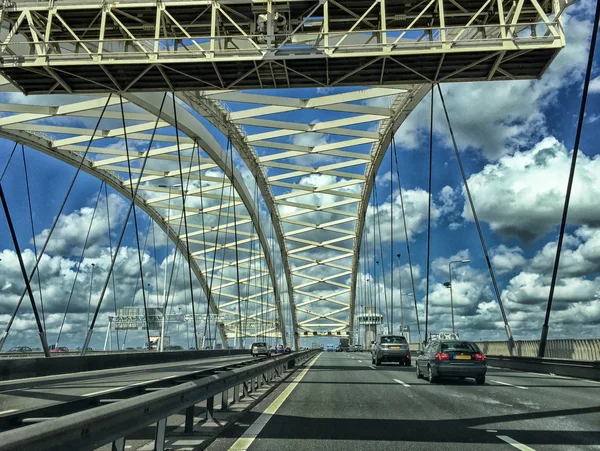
(0, 355, 254, 413)
(209, 352, 504, 451)
(371, 360, 600, 450)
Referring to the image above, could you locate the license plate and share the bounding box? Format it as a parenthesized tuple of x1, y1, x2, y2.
(454, 355, 471, 360)
(391, 346, 400, 349)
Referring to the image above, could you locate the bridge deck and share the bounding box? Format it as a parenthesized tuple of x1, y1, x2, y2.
(207, 352, 600, 451)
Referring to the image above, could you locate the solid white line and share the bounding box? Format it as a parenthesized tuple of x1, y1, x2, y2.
(497, 435, 536, 450)
(228, 354, 321, 451)
(491, 380, 528, 390)
(393, 379, 410, 387)
(0, 409, 17, 415)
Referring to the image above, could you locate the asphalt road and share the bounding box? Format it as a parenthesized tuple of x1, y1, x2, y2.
(207, 351, 600, 451)
(0, 354, 253, 416)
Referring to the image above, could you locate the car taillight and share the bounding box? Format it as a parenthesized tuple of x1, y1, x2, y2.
(435, 352, 449, 361)
(475, 353, 486, 361)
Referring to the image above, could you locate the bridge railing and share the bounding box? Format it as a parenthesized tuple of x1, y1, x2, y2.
(0, 349, 319, 451)
(476, 339, 600, 361)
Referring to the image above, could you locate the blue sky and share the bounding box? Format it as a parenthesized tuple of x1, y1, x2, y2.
(0, 0, 599, 349)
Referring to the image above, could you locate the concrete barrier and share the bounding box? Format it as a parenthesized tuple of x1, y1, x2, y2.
(0, 349, 250, 381)
(477, 338, 600, 360)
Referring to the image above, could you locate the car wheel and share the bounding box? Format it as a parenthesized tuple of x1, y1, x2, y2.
(416, 364, 423, 379)
(428, 365, 437, 383)
(476, 375, 486, 385)
(405, 360, 411, 367)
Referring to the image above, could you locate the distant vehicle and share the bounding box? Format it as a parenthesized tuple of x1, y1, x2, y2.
(8, 346, 32, 352)
(251, 342, 269, 357)
(284, 346, 292, 354)
(275, 344, 285, 354)
(372, 335, 411, 366)
(125, 347, 136, 351)
(189, 347, 197, 350)
(339, 337, 350, 351)
(353, 344, 363, 352)
(335, 346, 343, 352)
(416, 339, 486, 384)
(326, 344, 335, 352)
(51, 346, 69, 353)
(166, 345, 184, 351)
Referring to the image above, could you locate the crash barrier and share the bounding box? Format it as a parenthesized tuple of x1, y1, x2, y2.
(0, 349, 249, 381)
(487, 355, 600, 381)
(477, 338, 600, 360)
(0, 349, 319, 451)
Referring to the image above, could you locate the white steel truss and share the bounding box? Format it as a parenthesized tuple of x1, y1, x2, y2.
(0, 79, 289, 345)
(0, 0, 566, 93)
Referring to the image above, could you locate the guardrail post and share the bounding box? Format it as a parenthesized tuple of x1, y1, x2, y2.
(221, 389, 229, 411)
(233, 384, 240, 404)
(206, 396, 214, 421)
(112, 437, 125, 451)
(184, 406, 194, 433)
(254, 375, 259, 390)
(154, 418, 167, 451)
(243, 381, 250, 397)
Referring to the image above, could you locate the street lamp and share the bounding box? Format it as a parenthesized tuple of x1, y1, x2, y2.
(445, 259, 470, 334)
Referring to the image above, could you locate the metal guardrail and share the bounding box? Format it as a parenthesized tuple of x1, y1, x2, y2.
(0, 349, 320, 451)
(487, 355, 600, 381)
(0, 349, 250, 381)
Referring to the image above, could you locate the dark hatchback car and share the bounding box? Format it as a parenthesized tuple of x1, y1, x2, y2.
(416, 340, 486, 384)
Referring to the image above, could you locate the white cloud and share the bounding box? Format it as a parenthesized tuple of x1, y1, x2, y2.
(394, 5, 595, 159)
(462, 137, 600, 241)
(590, 76, 600, 93)
(490, 245, 527, 275)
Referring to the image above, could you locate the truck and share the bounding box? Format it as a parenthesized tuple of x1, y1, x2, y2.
(339, 337, 350, 351)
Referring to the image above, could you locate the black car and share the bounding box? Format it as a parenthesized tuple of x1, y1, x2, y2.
(416, 339, 486, 384)
(8, 346, 32, 353)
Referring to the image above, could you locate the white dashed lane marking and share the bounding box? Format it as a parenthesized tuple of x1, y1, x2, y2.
(490, 380, 528, 390)
(497, 435, 536, 450)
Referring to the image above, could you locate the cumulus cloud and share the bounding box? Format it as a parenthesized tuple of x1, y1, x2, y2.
(490, 245, 527, 275)
(394, 5, 595, 159)
(462, 137, 600, 241)
(590, 76, 600, 93)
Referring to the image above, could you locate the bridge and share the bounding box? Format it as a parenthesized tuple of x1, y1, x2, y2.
(0, 0, 599, 449)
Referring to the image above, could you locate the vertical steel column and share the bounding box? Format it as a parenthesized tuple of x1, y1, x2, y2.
(154, 418, 167, 451)
(112, 437, 125, 451)
(185, 406, 194, 433)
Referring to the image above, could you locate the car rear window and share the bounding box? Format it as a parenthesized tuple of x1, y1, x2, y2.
(253, 342, 267, 347)
(380, 336, 407, 344)
(441, 341, 479, 352)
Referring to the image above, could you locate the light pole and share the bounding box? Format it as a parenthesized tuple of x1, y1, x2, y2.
(445, 259, 470, 334)
(88, 263, 95, 328)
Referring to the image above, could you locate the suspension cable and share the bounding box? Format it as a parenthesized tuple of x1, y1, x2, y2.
(424, 87, 434, 343)
(538, 1, 600, 357)
(104, 183, 120, 350)
(392, 137, 421, 345)
(0, 182, 50, 356)
(437, 83, 516, 354)
(56, 181, 104, 347)
(81, 93, 166, 353)
(373, 185, 390, 333)
(171, 94, 199, 350)
(0, 95, 113, 354)
(0, 142, 18, 182)
(21, 145, 46, 334)
(120, 96, 152, 352)
(390, 141, 394, 335)
(122, 219, 153, 348)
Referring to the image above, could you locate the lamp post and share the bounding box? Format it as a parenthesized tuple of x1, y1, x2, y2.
(445, 259, 470, 334)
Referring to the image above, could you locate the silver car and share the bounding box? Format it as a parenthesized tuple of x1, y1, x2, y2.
(250, 342, 269, 357)
(372, 335, 411, 366)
